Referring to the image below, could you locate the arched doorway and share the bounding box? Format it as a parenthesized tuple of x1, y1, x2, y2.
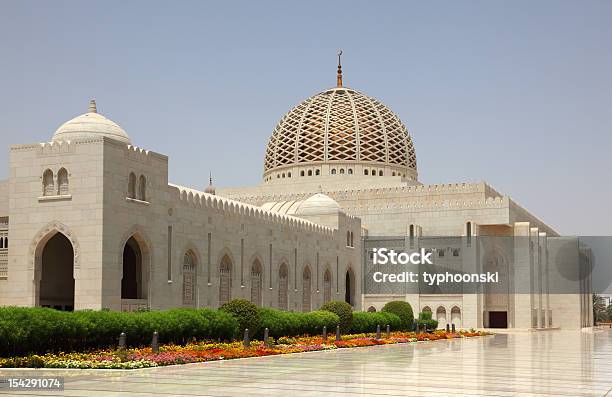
(250, 259, 263, 306)
(278, 263, 288, 310)
(219, 254, 232, 306)
(323, 269, 332, 304)
(302, 266, 311, 312)
(39, 233, 74, 311)
(345, 267, 355, 306)
(122, 237, 146, 299)
(367, 306, 377, 312)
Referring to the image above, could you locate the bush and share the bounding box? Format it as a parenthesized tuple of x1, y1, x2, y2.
(219, 299, 261, 336)
(381, 301, 414, 330)
(320, 301, 353, 332)
(0, 307, 239, 357)
(350, 311, 401, 334)
(257, 308, 339, 339)
(416, 311, 438, 331)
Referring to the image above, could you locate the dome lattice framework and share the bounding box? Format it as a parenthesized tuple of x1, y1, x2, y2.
(263, 87, 417, 180)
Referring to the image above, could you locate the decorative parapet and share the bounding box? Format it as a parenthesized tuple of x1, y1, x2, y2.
(168, 184, 336, 237)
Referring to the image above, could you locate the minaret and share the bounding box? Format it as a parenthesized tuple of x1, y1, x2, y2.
(88, 99, 97, 113)
(337, 50, 343, 87)
(204, 172, 216, 195)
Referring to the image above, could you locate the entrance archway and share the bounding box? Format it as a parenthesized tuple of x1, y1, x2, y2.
(122, 236, 146, 299)
(39, 233, 74, 310)
(345, 267, 355, 306)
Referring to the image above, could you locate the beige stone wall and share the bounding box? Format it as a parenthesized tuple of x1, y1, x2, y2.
(4, 139, 105, 308)
(0, 137, 361, 312)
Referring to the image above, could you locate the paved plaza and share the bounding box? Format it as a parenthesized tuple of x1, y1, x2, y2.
(2, 329, 612, 396)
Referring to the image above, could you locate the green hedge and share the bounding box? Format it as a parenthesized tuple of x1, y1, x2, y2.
(350, 311, 401, 334)
(381, 301, 414, 330)
(219, 299, 261, 335)
(0, 307, 239, 357)
(320, 301, 353, 332)
(257, 308, 340, 339)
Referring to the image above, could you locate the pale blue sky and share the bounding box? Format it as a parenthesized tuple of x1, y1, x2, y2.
(1, 1, 610, 235)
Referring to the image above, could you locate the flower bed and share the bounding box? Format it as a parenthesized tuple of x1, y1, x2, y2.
(0, 330, 489, 369)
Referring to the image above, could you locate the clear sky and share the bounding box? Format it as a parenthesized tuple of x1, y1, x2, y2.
(1, 1, 610, 235)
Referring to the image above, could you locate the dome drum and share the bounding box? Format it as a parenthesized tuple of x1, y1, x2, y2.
(263, 162, 416, 182)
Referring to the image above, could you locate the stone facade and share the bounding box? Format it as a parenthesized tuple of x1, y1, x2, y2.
(0, 74, 593, 330)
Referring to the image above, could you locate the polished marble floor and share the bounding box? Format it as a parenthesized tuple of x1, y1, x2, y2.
(2, 329, 612, 396)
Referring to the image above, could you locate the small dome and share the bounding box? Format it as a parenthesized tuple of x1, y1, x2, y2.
(52, 100, 131, 144)
(294, 193, 340, 216)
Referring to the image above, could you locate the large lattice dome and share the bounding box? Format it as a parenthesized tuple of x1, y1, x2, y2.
(263, 86, 417, 182)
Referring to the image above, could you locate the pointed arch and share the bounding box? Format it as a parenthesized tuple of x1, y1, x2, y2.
(30, 222, 80, 310)
(182, 249, 197, 307)
(323, 267, 332, 304)
(278, 263, 289, 310)
(345, 266, 355, 306)
(42, 169, 54, 196)
(302, 265, 312, 312)
(138, 175, 146, 201)
(57, 168, 69, 195)
(250, 258, 263, 306)
(218, 250, 234, 306)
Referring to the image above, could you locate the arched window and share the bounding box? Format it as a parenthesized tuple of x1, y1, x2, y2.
(392, 172, 396, 176)
(323, 269, 332, 304)
(57, 168, 69, 195)
(302, 266, 311, 312)
(0, 238, 3, 249)
(379, 170, 383, 176)
(282, 173, 285, 178)
(371, 169, 376, 176)
(422, 306, 432, 313)
(128, 173, 136, 199)
(451, 306, 461, 327)
(331, 169, 336, 175)
(350, 231, 354, 247)
(219, 255, 232, 306)
(367, 306, 376, 312)
(250, 259, 263, 306)
(138, 175, 146, 201)
(339, 168, 345, 174)
(300, 170, 305, 177)
(288, 172, 291, 178)
(3, 237, 6, 248)
(436, 306, 446, 330)
(308, 170, 312, 176)
(364, 169, 369, 175)
(43, 169, 54, 196)
(279, 263, 288, 310)
(346, 231, 350, 246)
(182, 250, 197, 307)
(315, 169, 320, 176)
(345, 268, 355, 306)
(348, 169, 353, 175)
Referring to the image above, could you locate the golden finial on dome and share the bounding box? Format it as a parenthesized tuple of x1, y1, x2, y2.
(88, 99, 97, 113)
(337, 50, 343, 87)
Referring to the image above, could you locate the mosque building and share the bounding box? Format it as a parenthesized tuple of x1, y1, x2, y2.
(0, 57, 592, 329)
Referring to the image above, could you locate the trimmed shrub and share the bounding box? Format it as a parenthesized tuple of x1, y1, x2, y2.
(381, 301, 414, 330)
(257, 308, 339, 339)
(0, 307, 239, 357)
(416, 311, 438, 331)
(350, 311, 401, 334)
(320, 301, 353, 332)
(219, 299, 261, 335)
